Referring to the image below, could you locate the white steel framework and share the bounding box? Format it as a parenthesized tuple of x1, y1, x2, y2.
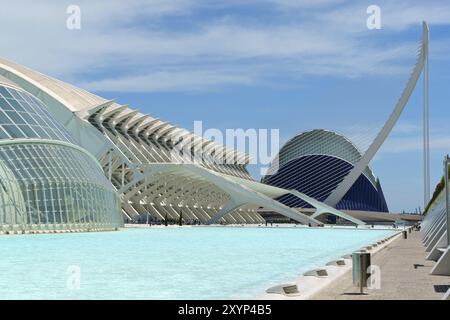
(0, 59, 364, 225)
(325, 22, 430, 209)
(421, 156, 450, 276)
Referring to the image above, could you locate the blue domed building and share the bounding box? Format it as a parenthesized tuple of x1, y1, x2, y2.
(262, 129, 388, 213)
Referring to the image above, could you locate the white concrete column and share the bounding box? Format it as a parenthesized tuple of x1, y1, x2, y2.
(207, 200, 245, 225)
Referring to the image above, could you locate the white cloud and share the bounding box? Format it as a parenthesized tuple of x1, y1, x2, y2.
(0, 0, 450, 92)
(392, 122, 421, 134)
(79, 68, 255, 92)
(336, 120, 449, 155)
(268, 0, 347, 9)
(381, 136, 450, 153)
(320, 0, 450, 31)
(381, 1, 450, 30)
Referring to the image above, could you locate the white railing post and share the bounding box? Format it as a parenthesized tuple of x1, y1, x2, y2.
(445, 155, 450, 245)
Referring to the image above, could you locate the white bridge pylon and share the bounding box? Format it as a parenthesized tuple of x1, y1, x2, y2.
(325, 22, 430, 209)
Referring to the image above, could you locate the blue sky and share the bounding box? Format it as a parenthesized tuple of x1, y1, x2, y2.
(2, 0, 450, 212)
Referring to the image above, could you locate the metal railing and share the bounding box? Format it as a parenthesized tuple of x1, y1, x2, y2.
(444, 155, 450, 245)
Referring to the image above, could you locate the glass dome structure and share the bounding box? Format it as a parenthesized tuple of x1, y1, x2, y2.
(0, 81, 123, 233)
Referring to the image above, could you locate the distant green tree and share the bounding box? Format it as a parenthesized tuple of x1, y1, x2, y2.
(424, 166, 450, 214)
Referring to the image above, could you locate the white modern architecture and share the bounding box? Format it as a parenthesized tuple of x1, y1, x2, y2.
(0, 60, 359, 226)
(421, 155, 450, 277)
(0, 75, 122, 233)
(262, 129, 389, 216)
(0, 21, 429, 227)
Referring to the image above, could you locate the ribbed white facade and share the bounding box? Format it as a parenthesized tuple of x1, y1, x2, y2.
(0, 59, 332, 225)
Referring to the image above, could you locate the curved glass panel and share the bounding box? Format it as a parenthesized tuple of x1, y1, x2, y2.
(0, 85, 74, 142)
(0, 142, 122, 231)
(0, 84, 123, 232)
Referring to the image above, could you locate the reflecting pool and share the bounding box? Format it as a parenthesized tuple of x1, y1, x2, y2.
(0, 226, 395, 299)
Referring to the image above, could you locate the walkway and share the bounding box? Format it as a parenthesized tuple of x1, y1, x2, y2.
(312, 230, 450, 300)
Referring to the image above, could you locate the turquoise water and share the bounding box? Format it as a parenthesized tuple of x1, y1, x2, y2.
(0, 227, 394, 299)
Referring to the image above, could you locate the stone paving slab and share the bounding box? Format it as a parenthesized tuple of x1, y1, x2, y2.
(312, 230, 450, 300)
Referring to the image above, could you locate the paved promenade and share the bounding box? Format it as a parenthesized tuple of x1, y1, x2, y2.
(313, 230, 450, 300)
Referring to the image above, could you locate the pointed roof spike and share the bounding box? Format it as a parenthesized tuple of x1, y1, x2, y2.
(75, 99, 116, 120)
